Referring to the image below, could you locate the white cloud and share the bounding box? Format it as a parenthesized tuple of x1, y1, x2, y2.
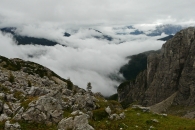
(2, 0, 190, 95)
(0, 27, 165, 95)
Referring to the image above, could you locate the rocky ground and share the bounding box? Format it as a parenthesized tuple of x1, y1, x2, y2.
(0, 56, 124, 130)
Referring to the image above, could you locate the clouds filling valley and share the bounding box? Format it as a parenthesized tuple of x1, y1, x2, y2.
(1, 0, 194, 95)
(0, 27, 164, 95)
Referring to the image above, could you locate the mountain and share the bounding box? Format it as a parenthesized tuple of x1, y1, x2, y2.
(1, 55, 195, 130)
(147, 24, 183, 36)
(117, 27, 195, 117)
(0, 55, 124, 130)
(124, 24, 184, 36)
(119, 50, 160, 81)
(0, 27, 63, 46)
(89, 28, 123, 42)
(130, 29, 145, 35)
(157, 35, 174, 41)
(64, 32, 71, 37)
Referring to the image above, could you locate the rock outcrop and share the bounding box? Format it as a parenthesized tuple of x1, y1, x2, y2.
(0, 55, 123, 129)
(118, 27, 195, 112)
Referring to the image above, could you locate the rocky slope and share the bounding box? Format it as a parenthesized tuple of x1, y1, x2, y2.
(0, 55, 124, 130)
(118, 27, 195, 116)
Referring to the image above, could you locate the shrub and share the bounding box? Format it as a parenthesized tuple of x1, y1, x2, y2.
(8, 72, 15, 83)
(92, 108, 109, 121)
(28, 80, 31, 87)
(67, 79, 73, 90)
(0, 84, 9, 93)
(87, 82, 92, 91)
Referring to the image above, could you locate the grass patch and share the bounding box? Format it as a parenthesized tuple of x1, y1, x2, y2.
(0, 84, 10, 93)
(18, 121, 57, 130)
(13, 90, 24, 100)
(21, 96, 38, 109)
(63, 107, 72, 118)
(90, 107, 195, 130)
(0, 121, 6, 130)
(92, 108, 109, 121)
(0, 56, 21, 71)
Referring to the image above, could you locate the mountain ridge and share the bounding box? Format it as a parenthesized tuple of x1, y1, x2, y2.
(117, 27, 195, 117)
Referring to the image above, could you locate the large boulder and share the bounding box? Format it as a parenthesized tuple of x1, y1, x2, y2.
(73, 93, 97, 111)
(0, 114, 10, 121)
(58, 114, 94, 130)
(22, 91, 63, 123)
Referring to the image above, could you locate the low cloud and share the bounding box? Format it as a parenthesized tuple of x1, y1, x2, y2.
(0, 26, 165, 95)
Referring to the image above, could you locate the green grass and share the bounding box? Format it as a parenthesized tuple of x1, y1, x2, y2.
(21, 96, 38, 109)
(0, 84, 10, 93)
(1, 95, 195, 130)
(92, 108, 109, 121)
(0, 121, 6, 130)
(13, 90, 24, 100)
(89, 107, 195, 130)
(14, 121, 57, 130)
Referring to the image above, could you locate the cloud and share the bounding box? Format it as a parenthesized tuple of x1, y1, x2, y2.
(0, 27, 165, 95)
(0, 0, 195, 28)
(0, 0, 194, 96)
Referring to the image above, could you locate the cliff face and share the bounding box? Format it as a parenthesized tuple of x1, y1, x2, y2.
(118, 27, 195, 108)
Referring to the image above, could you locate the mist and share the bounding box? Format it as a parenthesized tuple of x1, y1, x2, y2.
(0, 27, 165, 95)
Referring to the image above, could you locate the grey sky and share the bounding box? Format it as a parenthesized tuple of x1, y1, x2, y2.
(0, 0, 194, 27)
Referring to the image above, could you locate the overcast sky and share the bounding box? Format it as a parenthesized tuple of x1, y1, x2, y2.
(0, 0, 195, 28)
(0, 0, 194, 95)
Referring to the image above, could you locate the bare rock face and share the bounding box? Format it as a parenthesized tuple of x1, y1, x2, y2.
(22, 92, 63, 123)
(72, 93, 97, 111)
(118, 27, 195, 108)
(58, 114, 94, 130)
(58, 117, 74, 130)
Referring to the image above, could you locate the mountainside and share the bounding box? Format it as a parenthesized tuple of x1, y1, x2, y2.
(0, 55, 125, 130)
(0, 28, 61, 46)
(118, 27, 195, 116)
(1, 55, 195, 130)
(119, 50, 160, 81)
(157, 35, 174, 41)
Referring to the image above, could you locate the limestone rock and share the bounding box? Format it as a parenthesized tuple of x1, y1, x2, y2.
(73, 114, 94, 130)
(3, 103, 13, 117)
(105, 106, 111, 115)
(117, 27, 195, 109)
(0, 114, 10, 121)
(22, 94, 63, 123)
(109, 114, 120, 120)
(73, 93, 97, 111)
(58, 114, 94, 130)
(4, 121, 21, 130)
(0, 93, 5, 100)
(119, 112, 125, 119)
(58, 117, 74, 130)
(12, 107, 24, 121)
